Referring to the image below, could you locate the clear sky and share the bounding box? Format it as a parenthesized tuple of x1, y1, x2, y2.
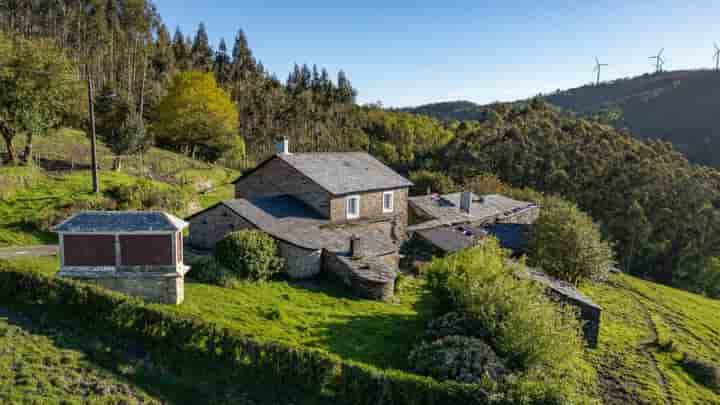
(154, 0, 720, 107)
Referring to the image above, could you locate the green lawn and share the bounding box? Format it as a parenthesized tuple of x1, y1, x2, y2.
(10, 256, 433, 371)
(9, 256, 720, 404)
(582, 273, 720, 404)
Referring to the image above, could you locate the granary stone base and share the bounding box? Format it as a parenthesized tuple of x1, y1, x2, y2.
(59, 265, 188, 305)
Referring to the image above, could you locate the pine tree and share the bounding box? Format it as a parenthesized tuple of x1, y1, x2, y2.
(191, 22, 214, 72)
(172, 26, 191, 70)
(214, 38, 231, 87)
(337, 70, 357, 104)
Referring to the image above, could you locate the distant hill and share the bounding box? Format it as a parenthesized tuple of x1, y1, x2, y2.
(403, 69, 720, 167)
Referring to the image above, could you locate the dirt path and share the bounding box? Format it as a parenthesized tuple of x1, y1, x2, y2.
(0, 245, 57, 259)
(627, 289, 674, 405)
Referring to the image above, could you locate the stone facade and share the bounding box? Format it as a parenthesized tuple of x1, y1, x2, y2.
(278, 241, 322, 279)
(235, 158, 332, 217)
(74, 270, 184, 305)
(188, 204, 255, 250)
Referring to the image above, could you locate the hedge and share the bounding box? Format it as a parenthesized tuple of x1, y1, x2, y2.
(0, 263, 491, 405)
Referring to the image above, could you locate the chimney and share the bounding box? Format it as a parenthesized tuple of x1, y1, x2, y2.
(276, 137, 291, 155)
(350, 235, 366, 259)
(460, 191, 472, 213)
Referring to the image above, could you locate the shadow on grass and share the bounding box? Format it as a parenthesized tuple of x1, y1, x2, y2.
(0, 303, 334, 405)
(306, 279, 436, 370)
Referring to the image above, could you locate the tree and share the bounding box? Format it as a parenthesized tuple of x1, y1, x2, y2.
(0, 34, 80, 164)
(214, 38, 231, 87)
(153, 71, 239, 161)
(191, 23, 213, 72)
(528, 196, 616, 285)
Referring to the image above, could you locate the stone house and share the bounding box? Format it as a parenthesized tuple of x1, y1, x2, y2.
(407, 192, 539, 256)
(187, 138, 412, 300)
(53, 211, 189, 304)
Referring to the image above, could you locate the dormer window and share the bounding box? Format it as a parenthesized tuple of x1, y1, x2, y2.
(346, 195, 361, 220)
(382, 191, 394, 213)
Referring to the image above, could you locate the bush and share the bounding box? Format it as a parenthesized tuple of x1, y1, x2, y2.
(214, 230, 284, 282)
(409, 335, 507, 384)
(528, 196, 615, 285)
(408, 170, 458, 196)
(424, 239, 596, 404)
(425, 312, 489, 341)
(187, 256, 237, 287)
(106, 179, 191, 214)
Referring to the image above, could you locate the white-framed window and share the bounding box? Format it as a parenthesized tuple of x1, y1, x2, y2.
(382, 191, 394, 213)
(346, 195, 361, 219)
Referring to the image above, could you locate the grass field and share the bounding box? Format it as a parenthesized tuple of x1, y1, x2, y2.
(9, 256, 433, 371)
(8, 256, 720, 404)
(0, 301, 333, 405)
(0, 130, 239, 247)
(582, 273, 720, 404)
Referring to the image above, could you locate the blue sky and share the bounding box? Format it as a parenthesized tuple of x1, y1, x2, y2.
(155, 0, 720, 107)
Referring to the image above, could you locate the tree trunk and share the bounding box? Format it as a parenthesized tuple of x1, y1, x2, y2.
(113, 156, 122, 171)
(23, 133, 33, 165)
(1, 124, 16, 164)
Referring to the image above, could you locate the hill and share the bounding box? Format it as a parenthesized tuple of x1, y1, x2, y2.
(0, 129, 238, 247)
(403, 69, 720, 167)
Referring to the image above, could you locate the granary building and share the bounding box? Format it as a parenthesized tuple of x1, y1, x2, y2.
(54, 211, 189, 304)
(187, 138, 412, 300)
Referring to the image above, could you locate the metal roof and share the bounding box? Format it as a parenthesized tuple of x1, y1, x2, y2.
(277, 152, 412, 195)
(54, 211, 188, 233)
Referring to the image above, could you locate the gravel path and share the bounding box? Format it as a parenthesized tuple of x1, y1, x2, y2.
(0, 245, 58, 259)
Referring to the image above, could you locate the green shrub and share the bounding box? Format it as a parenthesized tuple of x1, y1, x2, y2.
(214, 230, 284, 282)
(106, 179, 191, 214)
(409, 335, 507, 384)
(425, 312, 489, 340)
(187, 256, 237, 287)
(424, 238, 597, 404)
(408, 170, 458, 196)
(528, 196, 615, 285)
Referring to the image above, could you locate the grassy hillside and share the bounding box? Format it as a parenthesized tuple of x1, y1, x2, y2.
(582, 273, 720, 404)
(8, 255, 720, 404)
(0, 129, 239, 247)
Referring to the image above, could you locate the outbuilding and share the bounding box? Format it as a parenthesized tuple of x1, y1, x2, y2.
(54, 211, 189, 304)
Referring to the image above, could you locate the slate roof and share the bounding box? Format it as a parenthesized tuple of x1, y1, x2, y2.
(236, 152, 412, 195)
(415, 224, 488, 254)
(54, 211, 188, 233)
(485, 223, 531, 256)
(408, 193, 537, 228)
(216, 195, 396, 254)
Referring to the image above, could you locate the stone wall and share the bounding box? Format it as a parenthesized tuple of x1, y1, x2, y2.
(234, 157, 332, 217)
(278, 241, 322, 279)
(62, 271, 185, 305)
(328, 188, 408, 241)
(323, 251, 397, 301)
(188, 204, 255, 250)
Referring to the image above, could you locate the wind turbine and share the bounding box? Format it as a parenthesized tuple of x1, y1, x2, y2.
(649, 48, 665, 73)
(594, 57, 608, 86)
(714, 43, 720, 71)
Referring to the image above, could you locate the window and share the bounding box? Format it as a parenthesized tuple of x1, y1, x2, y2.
(346, 195, 360, 219)
(382, 191, 394, 213)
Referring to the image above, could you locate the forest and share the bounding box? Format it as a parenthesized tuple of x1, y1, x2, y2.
(2, 0, 720, 297)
